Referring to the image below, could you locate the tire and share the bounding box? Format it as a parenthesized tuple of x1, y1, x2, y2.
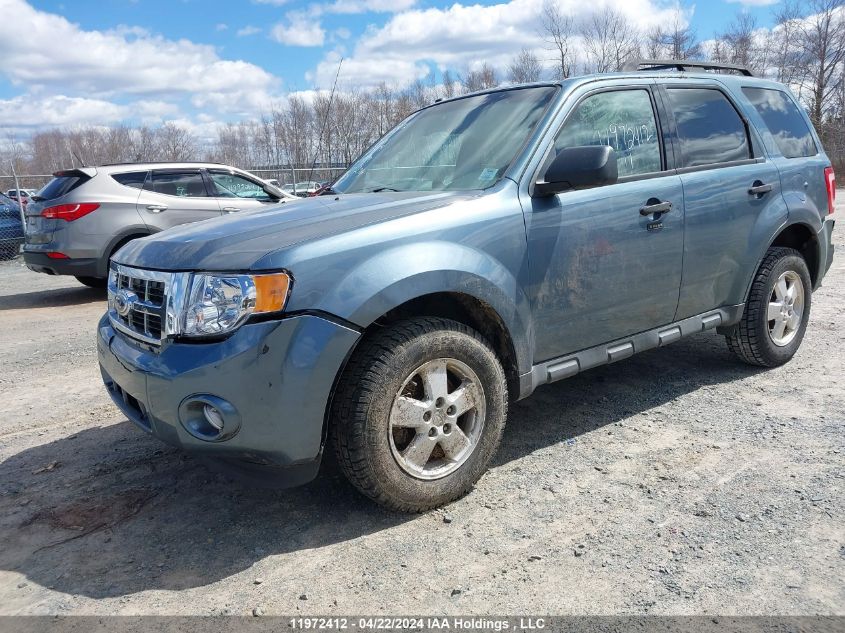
(75, 276, 107, 289)
(331, 317, 508, 512)
(726, 247, 812, 367)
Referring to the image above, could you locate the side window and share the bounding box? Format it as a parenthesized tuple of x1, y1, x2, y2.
(208, 170, 272, 200)
(552, 89, 662, 178)
(111, 171, 148, 189)
(666, 88, 751, 168)
(147, 171, 208, 197)
(741, 87, 817, 159)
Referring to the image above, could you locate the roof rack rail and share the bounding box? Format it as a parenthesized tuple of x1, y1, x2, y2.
(624, 59, 755, 77)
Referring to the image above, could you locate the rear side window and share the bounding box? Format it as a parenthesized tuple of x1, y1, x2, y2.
(37, 174, 91, 201)
(741, 87, 817, 159)
(111, 171, 148, 189)
(147, 171, 208, 197)
(553, 89, 662, 178)
(666, 88, 751, 168)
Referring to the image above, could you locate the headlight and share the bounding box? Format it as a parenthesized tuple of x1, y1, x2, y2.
(182, 272, 291, 337)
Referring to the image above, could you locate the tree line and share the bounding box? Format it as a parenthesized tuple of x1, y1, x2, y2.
(2, 0, 843, 188)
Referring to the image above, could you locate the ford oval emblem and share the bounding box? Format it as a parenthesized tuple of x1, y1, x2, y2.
(114, 289, 138, 317)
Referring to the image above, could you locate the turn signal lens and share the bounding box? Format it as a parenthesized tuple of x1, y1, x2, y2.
(253, 273, 291, 313)
(42, 203, 100, 221)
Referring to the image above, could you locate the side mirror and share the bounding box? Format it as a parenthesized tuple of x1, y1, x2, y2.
(534, 145, 618, 197)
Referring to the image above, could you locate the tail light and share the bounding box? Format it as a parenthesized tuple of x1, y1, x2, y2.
(824, 166, 836, 215)
(41, 203, 100, 221)
(47, 252, 69, 259)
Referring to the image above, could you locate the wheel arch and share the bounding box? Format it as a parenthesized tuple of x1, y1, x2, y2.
(769, 222, 821, 289)
(98, 228, 154, 277)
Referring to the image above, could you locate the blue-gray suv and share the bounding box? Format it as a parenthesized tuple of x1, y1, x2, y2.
(98, 62, 837, 511)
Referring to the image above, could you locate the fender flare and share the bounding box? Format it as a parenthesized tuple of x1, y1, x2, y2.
(310, 241, 534, 375)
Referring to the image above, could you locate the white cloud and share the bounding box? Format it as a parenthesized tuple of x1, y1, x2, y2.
(271, 13, 326, 46)
(725, 0, 779, 5)
(0, 95, 127, 127)
(237, 25, 262, 36)
(314, 0, 417, 15)
(0, 0, 278, 101)
(215, 22, 228, 31)
(313, 0, 680, 88)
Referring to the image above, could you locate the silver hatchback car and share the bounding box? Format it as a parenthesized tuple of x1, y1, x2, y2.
(22, 162, 297, 287)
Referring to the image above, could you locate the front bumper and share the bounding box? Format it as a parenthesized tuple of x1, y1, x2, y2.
(97, 313, 361, 487)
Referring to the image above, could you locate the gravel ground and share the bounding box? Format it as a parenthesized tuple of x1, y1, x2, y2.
(0, 207, 843, 617)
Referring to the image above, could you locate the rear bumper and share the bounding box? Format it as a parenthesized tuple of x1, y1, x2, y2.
(22, 250, 100, 277)
(97, 313, 361, 487)
(819, 217, 835, 285)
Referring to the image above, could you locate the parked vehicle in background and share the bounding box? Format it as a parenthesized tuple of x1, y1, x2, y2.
(0, 192, 24, 259)
(282, 181, 322, 197)
(99, 62, 835, 511)
(6, 189, 35, 208)
(22, 162, 295, 288)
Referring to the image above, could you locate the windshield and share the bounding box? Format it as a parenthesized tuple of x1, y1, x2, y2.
(334, 86, 557, 194)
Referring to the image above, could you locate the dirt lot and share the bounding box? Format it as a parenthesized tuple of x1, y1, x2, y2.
(0, 209, 843, 617)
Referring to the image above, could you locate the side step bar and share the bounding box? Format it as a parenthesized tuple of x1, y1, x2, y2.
(521, 304, 744, 397)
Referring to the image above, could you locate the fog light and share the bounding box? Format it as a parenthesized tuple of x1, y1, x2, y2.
(203, 404, 224, 431)
(178, 394, 241, 442)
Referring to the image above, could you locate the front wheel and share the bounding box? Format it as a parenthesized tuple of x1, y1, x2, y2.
(726, 247, 812, 367)
(330, 317, 508, 512)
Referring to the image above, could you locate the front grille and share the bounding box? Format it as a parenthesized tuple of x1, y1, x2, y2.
(108, 264, 173, 345)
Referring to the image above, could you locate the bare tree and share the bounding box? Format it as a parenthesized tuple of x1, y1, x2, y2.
(441, 70, 456, 99)
(542, 1, 576, 79)
(508, 48, 543, 83)
(784, 0, 845, 126)
(654, 4, 701, 60)
(156, 122, 197, 161)
(717, 12, 757, 69)
(461, 63, 498, 92)
(580, 7, 641, 72)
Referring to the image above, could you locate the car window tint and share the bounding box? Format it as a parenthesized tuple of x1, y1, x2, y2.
(666, 88, 751, 168)
(208, 171, 271, 200)
(111, 171, 148, 189)
(37, 175, 91, 201)
(553, 89, 662, 178)
(741, 87, 817, 159)
(149, 171, 208, 197)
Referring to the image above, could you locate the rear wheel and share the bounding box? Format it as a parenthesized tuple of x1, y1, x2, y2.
(75, 276, 107, 289)
(331, 317, 508, 512)
(726, 247, 812, 367)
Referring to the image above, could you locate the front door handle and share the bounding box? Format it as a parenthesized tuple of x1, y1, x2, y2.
(748, 181, 773, 197)
(222, 207, 240, 213)
(146, 204, 167, 213)
(640, 199, 672, 216)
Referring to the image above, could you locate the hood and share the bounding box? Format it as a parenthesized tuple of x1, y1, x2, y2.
(114, 191, 471, 271)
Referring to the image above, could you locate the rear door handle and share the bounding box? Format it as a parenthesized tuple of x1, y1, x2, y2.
(222, 207, 240, 213)
(146, 204, 167, 213)
(748, 181, 773, 196)
(640, 200, 672, 216)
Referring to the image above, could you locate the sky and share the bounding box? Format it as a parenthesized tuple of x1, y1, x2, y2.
(0, 0, 785, 138)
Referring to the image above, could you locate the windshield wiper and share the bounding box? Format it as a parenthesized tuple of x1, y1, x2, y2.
(31, 195, 45, 202)
(370, 186, 402, 193)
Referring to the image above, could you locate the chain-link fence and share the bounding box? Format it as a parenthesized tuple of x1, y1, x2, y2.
(0, 193, 25, 262)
